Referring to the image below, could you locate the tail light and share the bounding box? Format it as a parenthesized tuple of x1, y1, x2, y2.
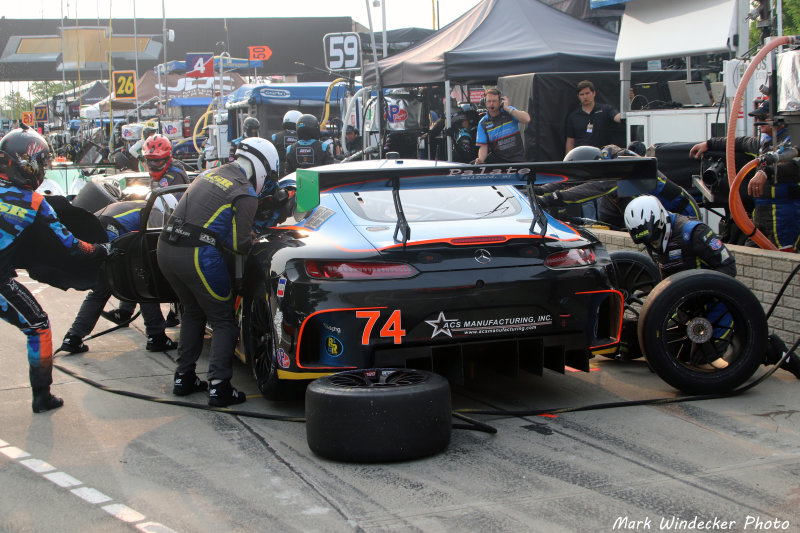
(544, 248, 596, 269)
(305, 260, 418, 279)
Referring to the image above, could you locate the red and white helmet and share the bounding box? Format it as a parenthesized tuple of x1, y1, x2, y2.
(142, 134, 173, 180)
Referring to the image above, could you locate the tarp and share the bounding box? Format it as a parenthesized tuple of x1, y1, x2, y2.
(98, 70, 246, 112)
(226, 82, 359, 108)
(498, 70, 691, 161)
(363, 0, 619, 86)
(615, 0, 738, 62)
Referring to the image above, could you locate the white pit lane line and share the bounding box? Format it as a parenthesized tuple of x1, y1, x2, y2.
(0, 439, 177, 532)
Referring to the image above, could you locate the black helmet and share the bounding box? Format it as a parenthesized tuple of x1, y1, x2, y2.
(0, 125, 52, 189)
(296, 114, 320, 140)
(564, 145, 603, 161)
(142, 125, 158, 140)
(242, 116, 261, 138)
(627, 141, 646, 157)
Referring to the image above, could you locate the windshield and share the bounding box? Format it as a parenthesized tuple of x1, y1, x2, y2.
(340, 185, 523, 223)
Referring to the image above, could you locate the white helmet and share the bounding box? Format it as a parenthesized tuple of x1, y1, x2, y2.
(235, 137, 279, 195)
(282, 110, 302, 130)
(624, 195, 671, 252)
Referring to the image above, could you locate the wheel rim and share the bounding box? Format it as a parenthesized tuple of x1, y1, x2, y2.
(657, 291, 747, 372)
(248, 290, 276, 384)
(615, 258, 659, 319)
(328, 369, 428, 388)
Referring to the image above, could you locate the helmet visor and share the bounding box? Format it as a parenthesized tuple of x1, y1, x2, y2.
(146, 157, 169, 173)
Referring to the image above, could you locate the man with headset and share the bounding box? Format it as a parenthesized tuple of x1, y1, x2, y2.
(474, 88, 530, 164)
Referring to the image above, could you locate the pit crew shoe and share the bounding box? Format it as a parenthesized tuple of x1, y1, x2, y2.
(60, 333, 89, 354)
(780, 352, 800, 379)
(208, 379, 247, 407)
(101, 309, 133, 326)
(32, 390, 64, 413)
(172, 371, 208, 396)
(164, 310, 180, 328)
(146, 333, 177, 352)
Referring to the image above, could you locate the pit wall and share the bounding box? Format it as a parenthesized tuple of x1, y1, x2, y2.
(593, 228, 800, 344)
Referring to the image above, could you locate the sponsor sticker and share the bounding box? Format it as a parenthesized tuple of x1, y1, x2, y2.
(710, 238, 722, 251)
(425, 311, 553, 338)
(277, 348, 290, 368)
(325, 336, 343, 357)
(276, 277, 287, 297)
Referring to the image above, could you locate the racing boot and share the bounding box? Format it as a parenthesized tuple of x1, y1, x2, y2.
(101, 308, 133, 326)
(30, 366, 64, 414)
(208, 379, 247, 407)
(146, 332, 178, 352)
(781, 353, 800, 379)
(60, 332, 89, 354)
(764, 334, 800, 379)
(164, 305, 180, 328)
(172, 370, 208, 396)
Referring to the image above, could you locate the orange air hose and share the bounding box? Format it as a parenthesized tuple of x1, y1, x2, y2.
(725, 36, 797, 250)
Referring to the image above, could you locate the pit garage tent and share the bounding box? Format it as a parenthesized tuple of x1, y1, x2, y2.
(363, 0, 619, 86)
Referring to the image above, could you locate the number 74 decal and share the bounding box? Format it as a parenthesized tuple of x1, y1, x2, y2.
(356, 310, 405, 345)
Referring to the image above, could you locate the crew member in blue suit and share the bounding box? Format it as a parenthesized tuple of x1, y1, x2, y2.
(285, 114, 334, 174)
(60, 199, 177, 354)
(157, 137, 280, 406)
(0, 126, 111, 413)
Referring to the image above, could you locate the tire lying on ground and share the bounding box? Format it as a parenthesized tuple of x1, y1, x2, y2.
(305, 369, 452, 462)
(638, 270, 767, 394)
(609, 250, 662, 360)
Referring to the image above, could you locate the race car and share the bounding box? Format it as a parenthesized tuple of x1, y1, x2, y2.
(105, 157, 658, 399)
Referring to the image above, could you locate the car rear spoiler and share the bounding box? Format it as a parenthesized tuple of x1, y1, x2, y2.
(296, 159, 658, 245)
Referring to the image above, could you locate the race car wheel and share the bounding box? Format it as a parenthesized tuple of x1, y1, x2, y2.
(609, 250, 661, 360)
(243, 278, 298, 401)
(638, 270, 767, 394)
(305, 369, 452, 463)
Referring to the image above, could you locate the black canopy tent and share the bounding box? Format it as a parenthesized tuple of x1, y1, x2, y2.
(362, 0, 619, 87)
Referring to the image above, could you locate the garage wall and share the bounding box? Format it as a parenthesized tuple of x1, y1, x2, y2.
(593, 228, 800, 344)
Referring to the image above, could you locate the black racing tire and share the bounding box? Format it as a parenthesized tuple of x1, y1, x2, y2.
(609, 250, 661, 360)
(305, 369, 452, 463)
(242, 277, 300, 401)
(638, 270, 767, 394)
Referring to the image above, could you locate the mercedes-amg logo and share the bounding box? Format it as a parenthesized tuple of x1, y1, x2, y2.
(474, 249, 492, 264)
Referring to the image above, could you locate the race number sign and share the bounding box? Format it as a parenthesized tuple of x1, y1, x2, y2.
(248, 46, 272, 61)
(21, 111, 34, 127)
(112, 70, 137, 99)
(34, 105, 48, 123)
(186, 53, 213, 78)
(323, 32, 360, 71)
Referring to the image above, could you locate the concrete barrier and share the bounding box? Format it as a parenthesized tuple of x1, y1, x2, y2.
(593, 228, 800, 344)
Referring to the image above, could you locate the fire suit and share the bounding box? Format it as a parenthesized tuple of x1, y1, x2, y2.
(285, 139, 334, 174)
(0, 175, 107, 396)
(156, 163, 257, 381)
(706, 129, 799, 250)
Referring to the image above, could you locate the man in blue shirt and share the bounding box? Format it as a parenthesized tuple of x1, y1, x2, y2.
(475, 88, 531, 164)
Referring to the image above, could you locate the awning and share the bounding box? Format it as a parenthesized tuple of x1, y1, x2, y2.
(168, 97, 213, 107)
(615, 0, 737, 62)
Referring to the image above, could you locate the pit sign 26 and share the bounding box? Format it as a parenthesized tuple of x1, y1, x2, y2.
(323, 32, 361, 71)
(113, 70, 137, 100)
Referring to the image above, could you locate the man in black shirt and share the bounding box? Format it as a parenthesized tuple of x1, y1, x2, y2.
(565, 80, 621, 155)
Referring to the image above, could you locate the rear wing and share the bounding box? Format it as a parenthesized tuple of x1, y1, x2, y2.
(296, 159, 658, 245)
(296, 159, 658, 212)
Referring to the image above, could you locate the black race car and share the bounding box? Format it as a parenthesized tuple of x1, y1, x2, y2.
(106, 158, 657, 399)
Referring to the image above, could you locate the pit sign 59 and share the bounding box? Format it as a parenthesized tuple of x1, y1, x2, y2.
(323, 32, 361, 71)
